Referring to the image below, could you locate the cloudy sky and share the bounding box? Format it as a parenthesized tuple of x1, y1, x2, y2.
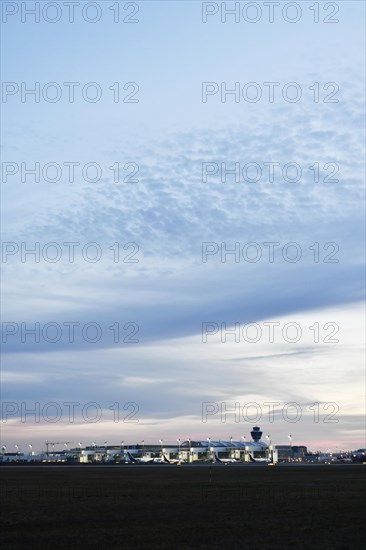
(1, 1, 365, 452)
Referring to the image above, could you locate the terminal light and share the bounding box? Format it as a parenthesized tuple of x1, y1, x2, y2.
(177, 438, 181, 457)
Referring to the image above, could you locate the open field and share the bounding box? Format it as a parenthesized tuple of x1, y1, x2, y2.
(1, 465, 365, 549)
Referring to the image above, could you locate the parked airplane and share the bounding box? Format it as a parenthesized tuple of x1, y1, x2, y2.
(163, 454, 182, 465)
(248, 453, 271, 464)
(126, 451, 155, 464)
(214, 453, 238, 464)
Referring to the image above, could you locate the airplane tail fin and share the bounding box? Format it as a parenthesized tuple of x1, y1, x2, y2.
(248, 453, 256, 463)
(126, 451, 136, 463)
(163, 455, 170, 464)
(214, 453, 222, 463)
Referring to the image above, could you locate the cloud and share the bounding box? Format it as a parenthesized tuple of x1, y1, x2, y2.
(2, 301, 364, 449)
(2, 56, 364, 449)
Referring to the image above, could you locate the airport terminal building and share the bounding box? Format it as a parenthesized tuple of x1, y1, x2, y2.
(2, 427, 309, 463)
(78, 426, 277, 463)
(177, 426, 274, 462)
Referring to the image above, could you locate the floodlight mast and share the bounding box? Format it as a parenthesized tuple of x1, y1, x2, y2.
(207, 437, 211, 460)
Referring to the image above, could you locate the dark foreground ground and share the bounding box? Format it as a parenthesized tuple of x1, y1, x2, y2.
(1, 465, 365, 549)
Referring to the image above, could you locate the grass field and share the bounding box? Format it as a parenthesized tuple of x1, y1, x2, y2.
(1, 465, 365, 549)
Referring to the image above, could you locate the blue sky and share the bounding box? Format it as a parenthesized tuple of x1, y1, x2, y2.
(1, 1, 365, 451)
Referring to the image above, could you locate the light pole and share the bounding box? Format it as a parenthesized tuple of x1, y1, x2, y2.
(207, 437, 211, 461)
(159, 439, 163, 458)
(141, 440, 145, 456)
(241, 436, 246, 461)
(120, 440, 124, 459)
(188, 438, 191, 463)
(288, 435, 292, 461)
(266, 435, 271, 461)
(28, 444, 33, 456)
(230, 436, 233, 459)
(91, 442, 97, 463)
(177, 439, 181, 460)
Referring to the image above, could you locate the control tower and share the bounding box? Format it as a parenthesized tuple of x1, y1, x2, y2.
(250, 426, 263, 442)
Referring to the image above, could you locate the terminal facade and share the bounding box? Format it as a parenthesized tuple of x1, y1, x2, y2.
(80, 426, 275, 463)
(1, 426, 285, 463)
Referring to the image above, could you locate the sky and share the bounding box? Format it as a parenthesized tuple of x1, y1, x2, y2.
(1, 0, 365, 453)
